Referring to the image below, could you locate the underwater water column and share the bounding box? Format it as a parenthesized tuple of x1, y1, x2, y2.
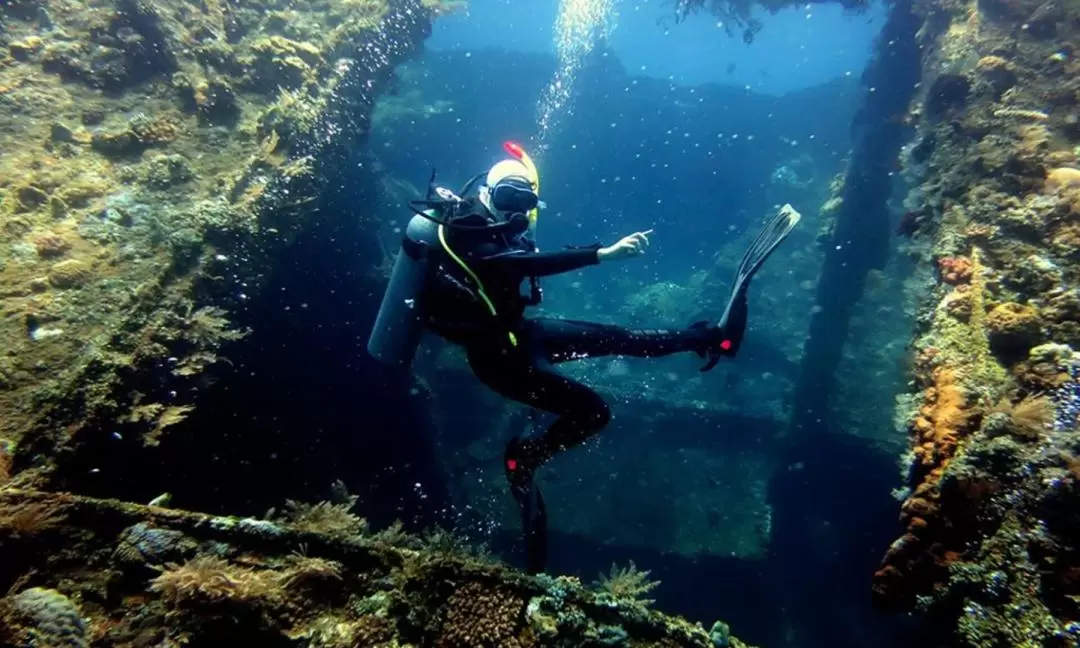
(789, 0, 921, 435)
(534, 0, 616, 155)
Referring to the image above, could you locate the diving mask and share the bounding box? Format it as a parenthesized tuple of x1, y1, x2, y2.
(490, 175, 539, 214)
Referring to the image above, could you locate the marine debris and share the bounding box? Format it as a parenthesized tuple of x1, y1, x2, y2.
(0, 488, 754, 647)
(876, 0, 1080, 643)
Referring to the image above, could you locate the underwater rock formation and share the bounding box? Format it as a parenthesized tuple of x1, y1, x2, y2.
(0, 488, 753, 647)
(876, 0, 1080, 644)
(0, 0, 432, 490)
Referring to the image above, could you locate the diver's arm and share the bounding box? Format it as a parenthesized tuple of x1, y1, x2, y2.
(598, 230, 652, 261)
(473, 247, 601, 278)
(471, 230, 652, 278)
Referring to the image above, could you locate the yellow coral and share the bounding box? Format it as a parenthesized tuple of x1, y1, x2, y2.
(1046, 167, 1080, 192)
(47, 259, 91, 288)
(986, 302, 1042, 351)
(150, 555, 280, 606)
(280, 499, 366, 537)
(0, 501, 66, 538)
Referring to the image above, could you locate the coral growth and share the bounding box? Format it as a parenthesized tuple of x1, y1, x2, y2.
(984, 395, 1055, 441)
(32, 233, 71, 259)
(0, 500, 66, 538)
(0, 588, 87, 648)
(986, 302, 1043, 353)
(595, 561, 662, 606)
(46, 258, 92, 289)
(435, 582, 527, 648)
(278, 484, 367, 538)
(882, 0, 1080, 641)
(0, 0, 433, 483)
(150, 555, 282, 606)
(937, 256, 972, 285)
(0, 489, 750, 648)
(1046, 167, 1080, 192)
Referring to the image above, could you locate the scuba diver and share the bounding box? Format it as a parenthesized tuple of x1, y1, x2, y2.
(368, 141, 800, 574)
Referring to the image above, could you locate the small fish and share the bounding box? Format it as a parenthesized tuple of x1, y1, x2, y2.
(148, 492, 172, 508)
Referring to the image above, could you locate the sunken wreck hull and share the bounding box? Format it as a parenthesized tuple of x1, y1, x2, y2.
(0, 488, 751, 648)
(871, 0, 1080, 645)
(0, 0, 450, 515)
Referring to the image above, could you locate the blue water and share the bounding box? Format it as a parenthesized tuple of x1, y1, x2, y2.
(428, 0, 887, 94)
(362, 3, 917, 646)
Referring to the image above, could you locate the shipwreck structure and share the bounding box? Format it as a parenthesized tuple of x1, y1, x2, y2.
(1, 0, 1079, 645)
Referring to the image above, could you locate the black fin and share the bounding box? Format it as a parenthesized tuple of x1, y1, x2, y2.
(701, 205, 801, 373)
(717, 204, 801, 332)
(523, 485, 548, 574)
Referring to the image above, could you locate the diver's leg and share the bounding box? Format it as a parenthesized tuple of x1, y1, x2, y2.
(468, 345, 612, 472)
(528, 317, 717, 361)
(466, 344, 612, 573)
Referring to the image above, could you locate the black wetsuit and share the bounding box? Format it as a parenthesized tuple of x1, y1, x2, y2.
(425, 199, 743, 483)
(420, 197, 752, 573)
(413, 195, 793, 573)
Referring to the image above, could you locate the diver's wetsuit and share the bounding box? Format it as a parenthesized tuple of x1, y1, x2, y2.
(424, 199, 746, 573)
(426, 201, 740, 481)
(465, 315, 740, 470)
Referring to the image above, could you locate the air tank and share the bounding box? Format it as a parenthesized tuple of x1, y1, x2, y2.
(366, 213, 439, 367)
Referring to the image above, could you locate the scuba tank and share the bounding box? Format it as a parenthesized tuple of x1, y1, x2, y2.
(367, 141, 542, 368)
(366, 211, 440, 367)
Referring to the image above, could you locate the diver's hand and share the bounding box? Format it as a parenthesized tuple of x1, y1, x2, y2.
(598, 230, 653, 262)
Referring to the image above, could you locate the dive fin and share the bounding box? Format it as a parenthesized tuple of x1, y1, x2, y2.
(505, 436, 548, 574)
(522, 484, 548, 574)
(701, 204, 801, 372)
(700, 348, 722, 373)
(726, 203, 802, 314)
